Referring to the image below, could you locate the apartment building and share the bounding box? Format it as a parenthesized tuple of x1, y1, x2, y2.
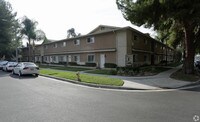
(21, 25, 175, 68)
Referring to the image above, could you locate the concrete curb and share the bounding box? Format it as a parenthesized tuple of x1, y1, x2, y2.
(39, 74, 200, 91)
(175, 81, 200, 89)
(40, 74, 146, 90)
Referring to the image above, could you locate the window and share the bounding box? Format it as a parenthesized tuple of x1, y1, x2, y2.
(73, 55, 80, 62)
(134, 35, 138, 41)
(101, 27, 105, 30)
(133, 54, 138, 62)
(45, 56, 48, 61)
(36, 57, 40, 61)
(87, 54, 95, 62)
(144, 39, 147, 45)
(74, 39, 80, 45)
(62, 42, 66, 47)
(144, 55, 148, 62)
(87, 37, 95, 43)
(155, 43, 157, 48)
(53, 56, 56, 62)
(59, 56, 64, 62)
(53, 43, 57, 48)
(45, 45, 48, 49)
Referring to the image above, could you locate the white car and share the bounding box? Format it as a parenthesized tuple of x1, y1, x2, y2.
(0, 61, 8, 70)
(2, 62, 18, 72)
(12, 62, 39, 77)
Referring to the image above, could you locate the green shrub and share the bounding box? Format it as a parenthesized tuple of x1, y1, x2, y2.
(109, 70, 117, 75)
(116, 66, 140, 75)
(68, 62, 78, 66)
(104, 63, 117, 68)
(35, 61, 40, 63)
(85, 62, 96, 67)
(58, 62, 66, 65)
(159, 60, 167, 65)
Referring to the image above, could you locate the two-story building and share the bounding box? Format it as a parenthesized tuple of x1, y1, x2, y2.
(21, 25, 175, 68)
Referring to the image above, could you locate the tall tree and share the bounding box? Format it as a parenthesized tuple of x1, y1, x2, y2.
(67, 28, 76, 38)
(0, 0, 21, 59)
(67, 28, 81, 38)
(21, 16, 46, 62)
(117, 0, 200, 74)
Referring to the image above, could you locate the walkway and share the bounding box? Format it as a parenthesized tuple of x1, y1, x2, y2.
(116, 65, 195, 89)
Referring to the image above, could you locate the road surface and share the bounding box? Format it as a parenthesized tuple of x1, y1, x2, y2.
(0, 70, 200, 122)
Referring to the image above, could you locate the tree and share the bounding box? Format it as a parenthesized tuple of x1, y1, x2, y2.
(67, 28, 81, 38)
(21, 16, 46, 62)
(0, 0, 21, 60)
(117, 0, 200, 74)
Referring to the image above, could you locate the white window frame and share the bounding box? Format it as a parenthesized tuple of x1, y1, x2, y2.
(73, 55, 80, 63)
(59, 55, 64, 62)
(53, 56, 56, 62)
(62, 42, 66, 47)
(74, 39, 80, 45)
(53, 43, 57, 48)
(87, 54, 95, 62)
(87, 37, 95, 44)
(45, 56, 48, 61)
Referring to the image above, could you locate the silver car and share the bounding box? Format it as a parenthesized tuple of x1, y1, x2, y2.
(12, 62, 39, 77)
(0, 61, 8, 70)
(2, 62, 18, 72)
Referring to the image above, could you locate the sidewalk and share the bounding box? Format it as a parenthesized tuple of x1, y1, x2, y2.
(41, 65, 199, 90)
(116, 65, 197, 90)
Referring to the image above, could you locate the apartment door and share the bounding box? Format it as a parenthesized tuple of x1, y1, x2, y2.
(68, 55, 71, 62)
(100, 54, 105, 68)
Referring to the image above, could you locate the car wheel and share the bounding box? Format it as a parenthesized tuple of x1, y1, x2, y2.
(18, 71, 22, 77)
(12, 70, 15, 75)
(35, 74, 39, 77)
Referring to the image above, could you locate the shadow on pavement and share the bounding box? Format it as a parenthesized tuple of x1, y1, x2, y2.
(179, 84, 200, 92)
(0, 70, 11, 77)
(9, 73, 38, 80)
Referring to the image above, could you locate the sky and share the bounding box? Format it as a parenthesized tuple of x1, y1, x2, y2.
(7, 0, 155, 42)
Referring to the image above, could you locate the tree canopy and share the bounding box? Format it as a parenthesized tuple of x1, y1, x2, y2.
(20, 16, 46, 62)
(117, 0, 200, 74)
(67, 28, 81, 38)
(0, 0, 21, 60)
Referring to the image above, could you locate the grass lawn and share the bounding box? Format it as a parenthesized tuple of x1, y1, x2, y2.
(40, 69, 124, 86)
(39, 65, 91, 72)
(170, 69, 200, 82)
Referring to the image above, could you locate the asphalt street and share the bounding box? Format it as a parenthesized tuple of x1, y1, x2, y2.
(0, 70, 200, 122)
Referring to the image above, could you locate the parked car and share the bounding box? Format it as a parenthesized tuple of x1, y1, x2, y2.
(195, 60, 200, 69)
(2, 62, 18, 72)
(12, 62, 39, 77)
(0, 61, 8, 70)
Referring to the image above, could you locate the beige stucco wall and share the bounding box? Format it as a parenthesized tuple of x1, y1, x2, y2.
(43, 32, 116, 55)
(116, 30, 127, 67)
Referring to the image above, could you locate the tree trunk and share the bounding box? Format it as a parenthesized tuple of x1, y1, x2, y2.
(33, 40, 35, 63)
(183, 24, 195, 74)
(28, 38, 31, 62)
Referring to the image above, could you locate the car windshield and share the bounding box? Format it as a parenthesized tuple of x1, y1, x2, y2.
(8, 62, 17, 65)
(23, 62, 37, 67)
(0, 61, 8, 64)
